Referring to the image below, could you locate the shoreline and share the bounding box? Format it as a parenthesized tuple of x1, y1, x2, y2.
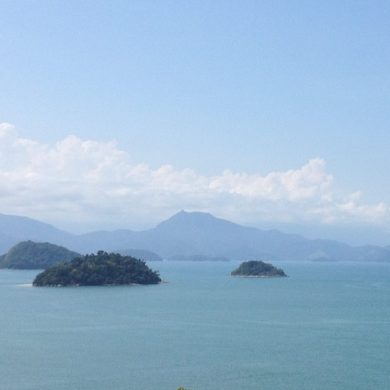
(231, 274, 287, 278)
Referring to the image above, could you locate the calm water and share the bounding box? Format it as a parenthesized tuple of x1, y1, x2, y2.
(0, 261, 389, 390)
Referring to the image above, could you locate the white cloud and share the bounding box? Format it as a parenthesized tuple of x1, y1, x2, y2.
(0, 123, 389, 230)
(209, 158, 333, 201)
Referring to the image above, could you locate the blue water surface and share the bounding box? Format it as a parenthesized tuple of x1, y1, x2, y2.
(0, 261, 389, 390)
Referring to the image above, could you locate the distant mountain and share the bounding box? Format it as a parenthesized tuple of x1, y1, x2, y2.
(130, 211, 307, 260)
(73, 230, 138, 253)
(168, 254, 229, 262)
(0, 211, 389, 262)
(136, 211, 390, 262)
(0, 213, 73, 253)
(116, 248, 162, 262)
(0, 241, 80, 269)
(0, 232, 18, 254)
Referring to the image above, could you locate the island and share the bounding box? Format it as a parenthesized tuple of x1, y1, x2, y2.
(231, 260, 287, 278)
(0, 241, 80, 270)
(33, 251, 161, 287)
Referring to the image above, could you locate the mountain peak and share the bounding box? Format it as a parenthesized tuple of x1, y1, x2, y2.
(172, 210, 215, 219)
(154, 210, 241, 235)
(157, 210, 228, 227)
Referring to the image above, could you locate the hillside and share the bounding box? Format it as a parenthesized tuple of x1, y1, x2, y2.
(0, 211, 389, 262)
(116, 248, 162, 262)
(0, 213, 73, 253)
(168, 254, 229, 262)
(0, 241, 80, 269)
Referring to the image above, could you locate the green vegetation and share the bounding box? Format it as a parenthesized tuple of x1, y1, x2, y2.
(33, 251, 161, 287)
(0, 241, 80, 270)
(231, 260, 287, 277)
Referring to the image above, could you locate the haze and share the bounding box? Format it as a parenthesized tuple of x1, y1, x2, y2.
(1, 1, 390, 245)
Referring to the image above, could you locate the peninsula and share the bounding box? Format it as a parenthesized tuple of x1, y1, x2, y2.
(33, 251, 161, 287)
(231, 260, 287, 278)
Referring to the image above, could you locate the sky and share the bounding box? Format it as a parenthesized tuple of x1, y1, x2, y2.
(1, 1, 390, 244)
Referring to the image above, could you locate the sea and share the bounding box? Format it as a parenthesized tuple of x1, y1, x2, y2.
(0, 261, 389, 390)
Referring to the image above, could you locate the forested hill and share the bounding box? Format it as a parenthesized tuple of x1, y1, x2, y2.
(33, 251, 161, 287)
(0, 241, 80, 269)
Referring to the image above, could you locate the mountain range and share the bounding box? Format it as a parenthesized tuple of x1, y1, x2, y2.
(0, 210, 389, 262)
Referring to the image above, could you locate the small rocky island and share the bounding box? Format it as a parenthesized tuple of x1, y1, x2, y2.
(231, 260, 287, 278)
(33, 251, 161, 287)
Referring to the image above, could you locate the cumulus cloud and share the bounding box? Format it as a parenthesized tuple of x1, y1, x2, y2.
(0, 123, 389, 230)
(209, 158, 333, 201)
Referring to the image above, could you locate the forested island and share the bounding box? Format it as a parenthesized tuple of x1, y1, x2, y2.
(231, 260, 287, 277)
(33, 251, 161, 287)
(0, 241, 80, 269)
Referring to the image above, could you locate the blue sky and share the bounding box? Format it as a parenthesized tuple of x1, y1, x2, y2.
(1, 1, 390, 243)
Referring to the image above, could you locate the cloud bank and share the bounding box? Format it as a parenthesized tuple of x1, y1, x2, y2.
(0, 123, 389, 230)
